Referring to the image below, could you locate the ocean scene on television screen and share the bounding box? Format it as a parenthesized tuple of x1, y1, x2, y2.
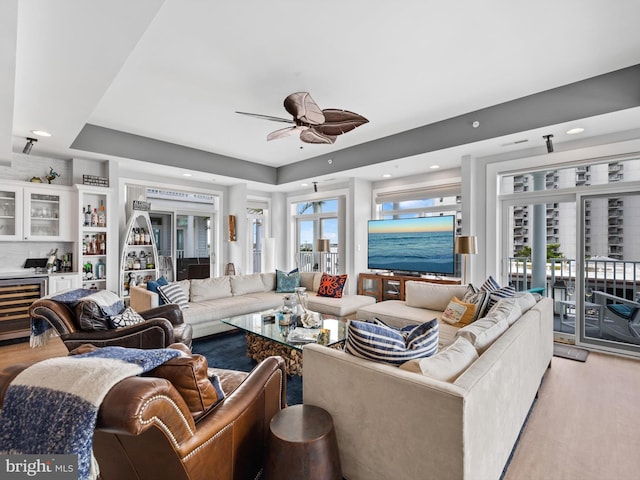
(368, 217, 454, 274)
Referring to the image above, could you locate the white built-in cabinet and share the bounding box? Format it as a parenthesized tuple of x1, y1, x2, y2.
(0, 181, 73, 242)
(120, 210, 159, 300)
(48, 274, 80, 295)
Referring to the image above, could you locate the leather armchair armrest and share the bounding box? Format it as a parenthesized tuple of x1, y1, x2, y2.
(140, 304, 185, 326)
(97, 356, 286, 459)
(29, 299, 78, 334)
(62, 318, 176, 350)
(97, 376, 197, 441)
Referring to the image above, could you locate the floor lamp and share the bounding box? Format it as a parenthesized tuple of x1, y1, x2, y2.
(455, 236, 477, 285)
(316, 239, 330, 273)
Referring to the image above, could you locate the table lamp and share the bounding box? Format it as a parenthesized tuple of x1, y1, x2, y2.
(455, 236, 477, 285)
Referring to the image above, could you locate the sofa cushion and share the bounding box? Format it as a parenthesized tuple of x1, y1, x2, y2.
(307, 292, 375, 318)
(317, 273, 348, 298)
(345, 318, 439, 366)
(405, 282, 469, 311)
(480, 275, 501, 292)
(456, 311, 509, 352)
(190, 276, 231, 302)
(109, 306, 145, 328)
(488, 297, 522, 326)
(230, 273, 265, 295)
(262, 272, 276, 292)
(399, 336, 478, 382)
(276, 269, 300, 293)
(441, 296, 477, 326)
(514, 291, 537, 313)
(158, 282, 190, 309)
(300, 272, 320, 292)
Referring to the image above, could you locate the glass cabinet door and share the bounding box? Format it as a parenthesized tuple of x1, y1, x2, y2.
(0, 189, 19, 239)
(24, 191, 61, 240)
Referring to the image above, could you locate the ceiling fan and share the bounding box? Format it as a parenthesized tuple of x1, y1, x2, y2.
(236, 92, 368, 144)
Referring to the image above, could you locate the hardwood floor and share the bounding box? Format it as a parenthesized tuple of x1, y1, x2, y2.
(0, 337, 67, 370)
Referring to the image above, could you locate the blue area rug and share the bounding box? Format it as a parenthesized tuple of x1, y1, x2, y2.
(192, 331, 302, 405)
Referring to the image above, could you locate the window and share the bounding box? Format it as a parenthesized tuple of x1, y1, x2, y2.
(295, 198, 339, 273)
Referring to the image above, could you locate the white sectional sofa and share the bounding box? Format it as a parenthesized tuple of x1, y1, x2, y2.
(130, 272, 375, 338)
(304, 282, 553, 480)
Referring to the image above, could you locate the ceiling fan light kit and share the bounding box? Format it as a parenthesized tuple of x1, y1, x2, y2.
(238, 92, 368, 145)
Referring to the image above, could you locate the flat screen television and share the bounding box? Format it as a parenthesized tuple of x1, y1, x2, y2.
(367, 216, 455, 275)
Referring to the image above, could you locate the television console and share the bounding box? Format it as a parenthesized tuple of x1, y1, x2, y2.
(357, 273, 461, 303)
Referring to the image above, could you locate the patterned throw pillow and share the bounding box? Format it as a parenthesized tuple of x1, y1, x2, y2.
(442, 296, 477, 326)
(317, 273, 348, 298)
(276, 268, 300, 293)
(477, 276, 516, 317)
(462, 288, 490, 322)
(110, 306, 146, 328)
(157, 282, 190, 309)
(345, 318, 439, 366)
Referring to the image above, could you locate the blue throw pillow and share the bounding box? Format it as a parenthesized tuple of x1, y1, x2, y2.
(345, 318, 439, 366)
(147, 276, 169, 305)
(276, 268, 300, 293)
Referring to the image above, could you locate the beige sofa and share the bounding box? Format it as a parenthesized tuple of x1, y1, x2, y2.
(304, 285, 553, 480)
(130, 272, 375, 338)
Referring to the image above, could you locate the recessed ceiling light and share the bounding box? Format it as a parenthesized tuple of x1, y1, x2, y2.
(31, 130, 51, 137)
(566, 127, 584, 135)
(301, 183, 308, 187)
(430, 165, 440, 169)
(382, 174, 392, 178)
(183, 173, 192, 177)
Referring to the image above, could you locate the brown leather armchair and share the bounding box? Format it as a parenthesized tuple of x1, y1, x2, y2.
(29, 299, 193, 351)
(0, 351, 287, 480)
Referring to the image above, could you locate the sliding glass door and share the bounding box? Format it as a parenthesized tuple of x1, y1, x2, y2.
(577, 190, 640, 356)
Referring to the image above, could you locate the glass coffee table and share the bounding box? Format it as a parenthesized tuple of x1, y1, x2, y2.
(222, 311, 348, 376)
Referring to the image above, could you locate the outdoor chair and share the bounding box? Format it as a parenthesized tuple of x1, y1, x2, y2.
(594, 291, 640, 341)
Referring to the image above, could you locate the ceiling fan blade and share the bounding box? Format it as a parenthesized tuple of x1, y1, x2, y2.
(300, 128, 336, 144)
(235, 111, 294, 124)
(284, 92, 325, 125)
(267, 126, 306, 141)
(315, 109, 369, 136)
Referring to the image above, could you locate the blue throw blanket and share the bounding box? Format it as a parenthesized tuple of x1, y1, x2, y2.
(0, 347, 182, 480)
(30, 289, 125, 347)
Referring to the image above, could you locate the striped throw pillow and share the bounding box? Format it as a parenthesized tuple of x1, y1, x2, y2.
(157, 282, 190, 309)
(345, 319, 439, 366)
(480, 275, 501, 292)
(486, 285, 516, 311)
(462, 289, 490, 322)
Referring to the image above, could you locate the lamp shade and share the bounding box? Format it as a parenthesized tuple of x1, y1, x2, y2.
(455, 236, 477, 255)
(316, 239, 330, 252)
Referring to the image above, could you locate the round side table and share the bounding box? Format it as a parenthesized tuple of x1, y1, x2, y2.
(264, 404, 342, 480)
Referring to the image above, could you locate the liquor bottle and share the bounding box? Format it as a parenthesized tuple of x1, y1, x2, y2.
(99, 234, 106, 254)
(133, 228, 140, 245)
(144, 228, 151, 245)
(96, 258, 105, 280)
(98, 200, 106, 228)
(82, 206, 86, 226)
(82, 235, 88, 255)
(85, 205, 92, 226)
(91, 208, 98, 227)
